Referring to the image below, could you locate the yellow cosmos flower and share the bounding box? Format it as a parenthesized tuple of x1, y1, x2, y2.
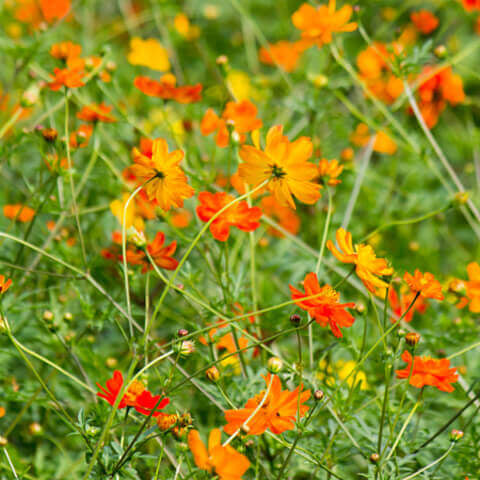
(110, 193, 145, 231)
(127, 37, 170, 71)
(238, 125, 321, 209)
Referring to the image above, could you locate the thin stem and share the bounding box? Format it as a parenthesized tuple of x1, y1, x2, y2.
(400, 443, 455, 480)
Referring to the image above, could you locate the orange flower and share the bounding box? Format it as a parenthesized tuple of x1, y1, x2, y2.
(260, 195, 300, 237)
(97, 370, 170, 416)
(69, 124, 93, 148)
(188, 429, 250, 480)
(76, 103, 115, 123)
(238, 125, 321, 209)
(15, 0, 71, 28)
(48, 66, 85, 91)
(350, 123, 397, 155)
(453, 262, 480, 313)
(388, 287, 427, 323)
(259, 41, 303, 72)
(50, 41, 81, 61)
(462, 0, 480, 11)
(39, 0, 70, 22)
(3, 204, 35, 222)
(318, 158, 343, 186)
(357, 43, 404, 104)
(129, 138, 194, 211)
(290, 272, 355, 338)
(292, 0, 357, 50)
(415, 67, 465, 128)
(224, 374, 310, 435)
(171, 209, 192, 228)
(410, 10, 439, 34)
(196, 191, 262, 242)
(146, 232, 179, 271)
(201, 109, 229, 147)
(404, 269, 444, 300)
(396, 351, 458, 393)
(327, 228, 394, 294)
(0, 275, 12, 294)
(134, 74, 202, 103)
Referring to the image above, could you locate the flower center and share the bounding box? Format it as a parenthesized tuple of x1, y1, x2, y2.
(270, 164, 286, 179)
(154, 169, 165, 179)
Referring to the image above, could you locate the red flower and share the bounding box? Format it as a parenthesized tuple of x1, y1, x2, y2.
(48, 67, 85, 91)
(96, 370, 127, 408)
(404, 269, 444, 300)
(134, 74, 202, 104)
(290, 272, 355, 338)
(146, 232, 179, 272)
(133, 390, 170, 417)
(388, 287, 427, 323)
(0, 275, 12, 294)
(76, 103, 115, 123)
(196, 191, 262, 242)
(396, 351, 458, 393)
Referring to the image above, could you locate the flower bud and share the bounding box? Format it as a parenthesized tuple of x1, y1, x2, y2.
(290, 314, 301, 325)
(157, 413, 179, 431)
(314, 390, 324, 401)
(63, 312, 73, 322)
(29, 422, 42, 435)
(450, 429, 464, 442)
(206, 366, 220, 382)
(452, 191, 469, 207)
(216, 55, 228, 65)
(175, 340, 195, 357)
(0, 436, 7, 447)
(21, 84, 40, 107)
(241, 424, 250, 434)
(127, 227, 146, 247)
(405, 332, 420, 347)
(41, 127, 58, 142)
(370, 453, 380, 464)
(267, 357, 283, 374)
(434, 45, 447, 58)
(106, 357, 118, 368)
(355, 303, 365, 314)
(43, 310, 54, 322)
(178, 328, 189, 337)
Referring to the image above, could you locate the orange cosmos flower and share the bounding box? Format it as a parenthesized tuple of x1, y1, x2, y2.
(15, 0, 71, 28)
(259, 41, 303, 72)
(410, 10, 439, 34)
(260, 195, 300, 237)
(201, 109, 229, 147)
(110, 193, 147, 232)
(188, 429, 250, 480)
(146, 232, 179, 271)
(196, 191, 262, 242)
(3, 204, 35, 222)
(415, 66, 465, 128)
(48, 66, 85, 91)
(69, 124, 93, 148)
(453, 262, 480, 313)
(129, 138, 194, 211)
(97, 370, 169, 416)
(134, 74, 202, 103)
(238, 125, 321, 209)
(388, 287, 427, 323)
(50, 41, 81, 61)
(318, 158, 344, 186)
(462, 0, 480, 11)
(327, 228, 394, 294)
(0, 275, 13, 295)
(357, 43, 404, 104)
(224, 374, 310, 435)
(404, 269, 444, 300)
(350, 123, 398, 155)
(76, 103, 115, 123)
(396, 351, 458, 393)
(290, 272, 355, 338)
(292, 0, 357, 50)
(39, 0, 70, 22)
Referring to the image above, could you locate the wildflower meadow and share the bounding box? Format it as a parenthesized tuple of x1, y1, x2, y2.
(2, 0, 480, 478)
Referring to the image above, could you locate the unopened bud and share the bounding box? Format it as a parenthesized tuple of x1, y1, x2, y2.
(178, 329, 189, 337)
(206, 366, 220, 382)
(370, 453, 380, 464)
(216, 55, 228, 65)
(453, 191, 469, 207)
(405, 332, 420, 347)
(0, 436, 7, 446)
(267, 357, 283, 373)
(43, 310, 54, 322)
(63, 312, 73, 322)
(157, 413, 179, 431)
(29, 422, 42, 435)
(41, 127, 58, 142)
(241, 424, 250, 434)
(290, 314, 301, 325)
(175, 340, 195, 357)
(21, 84, 40, 107)
(314, 390, 324, 401)
(434, 45, 447, 58)
(450, 429, 464, 442)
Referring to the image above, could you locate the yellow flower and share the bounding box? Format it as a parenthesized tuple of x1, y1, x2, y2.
(110, 193, 145, 231)
(226, 70, 255, 101)
(238, 125, 321, 209)
(336, 360, 369, 390)
(174, 13, 200, 40)
(127, 37, 170, 71)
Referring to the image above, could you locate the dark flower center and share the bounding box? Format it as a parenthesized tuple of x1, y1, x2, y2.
(270, 164, 286, 179)
(154, 169, 165, 179)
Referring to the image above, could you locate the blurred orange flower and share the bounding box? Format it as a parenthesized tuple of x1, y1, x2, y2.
(188, 429, 250, 480)
(454, 262, 480, 313)
(290, 272, 355, 338)
(201, 109, 229, 147)
(0, 275, 12, 294)
(146, 232, 178, 271)
(404, 269, 444, 300)
(292, 0, 357, 49)
(129, 138, 194, 211)
(259, 41, 303, 72)
(77, 103, 115, 123)
(327, 228, 393, 294)
(69, 124, 93, 148)
(224, 374, 310, 435)
(350, 123, 397, 155)
(196, 191, 262, 241)
(462, 0, 480, 11)
(388, 287, 427, 323)
(127, 37, 170, 71)
(3, 204, 35, 222)
(396, 351, 458, 393)
(238, 125, 321, 209)
(48, 67, 85, 90)
(134, 74, 202, 103)
(318, 158, 344, 185)
(50, 41, 81, 61)
(15, 0, 71, 28)
(410, 10, 439, 34)
(260, 195, 300, 237)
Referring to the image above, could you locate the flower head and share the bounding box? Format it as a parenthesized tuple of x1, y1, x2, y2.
(196, 191, 262, 242)
(134, 74, 202, 103)
(350, 123, 397, 154)
(188, 429, 250, 480)
(0, 275, 12, 294)
(388, 287, 427, 323)
(396, 351, 458, 393)
(327, 228, 394, 294)
(453, 262, 480, 313)
(292, 0, 357, 50)
(318, 158, 344, 186)
(48, 66, 85, 91)
(259, 41, 303, 72)
(224, 374, 310, 435)
(76, 103, 115, 123)
(129, 138, 194, 211)
(260, 195, 300, 237)
(146, 232, 179, 271)
(410, 10, 439, 35)
(50, 41, 81, 61)
(404, 269, 444, 300)
(3, 204, 35, 222)
(127, 37, 170, 71)
(290, 272, 355, 338)
(238, 125, 321, 209)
